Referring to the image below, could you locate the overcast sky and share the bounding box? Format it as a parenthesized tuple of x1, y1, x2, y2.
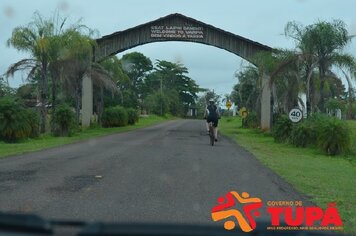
(1, 0, 356, 96)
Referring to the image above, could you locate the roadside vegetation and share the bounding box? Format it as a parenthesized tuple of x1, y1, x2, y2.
(0, 115, 170, 158)
(219, 116, 356, 233)
(229, 20, 356, 122)
(214, 18, 356, 233)
(0, 11, 202, 156)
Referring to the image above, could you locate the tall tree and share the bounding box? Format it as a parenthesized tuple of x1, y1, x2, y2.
(56, 29, 118, 124)
(6, 12, 56, 132)
(285, 20, 353, 112)
(5, 11, 100, 130)
(145, 60, 201, 115)
(333, 54, 356, 118)
(121, 52, 153, 107)
(100, 56, 133, 108)
(231, 66, 260, 112)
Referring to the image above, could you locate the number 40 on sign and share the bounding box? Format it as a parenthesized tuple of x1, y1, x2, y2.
(289, 108, 303, 123)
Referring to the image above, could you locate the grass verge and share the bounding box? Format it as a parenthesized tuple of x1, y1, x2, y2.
(349, 120, 356, 155)
(219, 116, 356, 233)
(0, 115, 171, 158)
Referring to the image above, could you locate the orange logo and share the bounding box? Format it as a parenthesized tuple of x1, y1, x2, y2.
(212, 191, 343, 232)
(211, 191, 262, 232)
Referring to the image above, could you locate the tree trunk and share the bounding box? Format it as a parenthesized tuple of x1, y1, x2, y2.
(347, 89, 353, 120)
(341, 70, 354, 119)
(318, 63, 327, 112)
(75, 84, 81, 125)
(51, 77, 57, 113)
(306, 76, 311, 116)
(40, 60, 48, 133)
(306, 61, 318, 116)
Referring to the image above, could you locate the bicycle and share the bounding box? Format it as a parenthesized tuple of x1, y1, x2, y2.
(208, 122, 215, 146)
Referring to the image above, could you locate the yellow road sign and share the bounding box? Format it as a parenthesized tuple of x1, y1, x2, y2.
(239, 107, 248, 118)
(226, 101, 232, 109)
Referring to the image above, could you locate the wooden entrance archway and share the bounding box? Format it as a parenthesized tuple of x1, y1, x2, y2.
(82, 13, 272, 129)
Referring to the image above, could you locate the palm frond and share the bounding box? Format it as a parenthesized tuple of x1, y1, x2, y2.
(27, 65, 40, 80)
(91, 63, 119, 94)
(284, 21, 305, 42)
(332, 53, 356, 71)
(5, 59, 39, 78)
(269, 55, 298, 83)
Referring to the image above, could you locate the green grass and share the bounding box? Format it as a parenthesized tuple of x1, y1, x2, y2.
(349, 120, 356, 155)
(219, 117, 356, 233)
(0, 115, 171, 158)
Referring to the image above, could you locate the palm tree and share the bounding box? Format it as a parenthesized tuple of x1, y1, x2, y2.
(91, 63, 119, 123)
(284, 20, 353, 113)
(56, 30, 119, 124)
(6, 12, 55, 132)
(6, 11, 119, 128)
(333, 54, 356, 118)
(232, 20, 353, 122)
(249, 50, 303, 115)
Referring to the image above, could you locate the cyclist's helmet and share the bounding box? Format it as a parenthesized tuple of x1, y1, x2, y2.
(208, 98, 215, 104)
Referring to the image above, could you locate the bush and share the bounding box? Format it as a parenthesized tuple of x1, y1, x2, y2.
(242, 112, 259, 128)
(351, 102, 356, 119)
(316, 117, 350, 155)
(127, 108, 139, 125)
(102, 106, 128, 127)
(51, 104, 76, 137)
(25, 109, 40, 138)
(272, 115, 293, 143)
(0, 97, 31, 142)
(288, 113, 351, 155)
(89, 121, 101, 129)
(290, 122, 314, 147)
(289, 114, 322, 147)
(325, 98, 345, 113)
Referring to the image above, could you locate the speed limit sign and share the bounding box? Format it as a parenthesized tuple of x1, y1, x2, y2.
(289, 108, 303, 123)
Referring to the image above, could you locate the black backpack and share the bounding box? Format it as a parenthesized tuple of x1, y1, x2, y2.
(207, 104, 218, 117)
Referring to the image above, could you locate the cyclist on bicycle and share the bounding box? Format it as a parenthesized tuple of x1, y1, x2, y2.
(204, 98, 220, 141)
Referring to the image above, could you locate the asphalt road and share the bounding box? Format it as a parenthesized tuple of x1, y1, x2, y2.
(0, 119, 309, 225)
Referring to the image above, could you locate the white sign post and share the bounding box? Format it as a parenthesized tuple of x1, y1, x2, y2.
(289, 108, 303, 123)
